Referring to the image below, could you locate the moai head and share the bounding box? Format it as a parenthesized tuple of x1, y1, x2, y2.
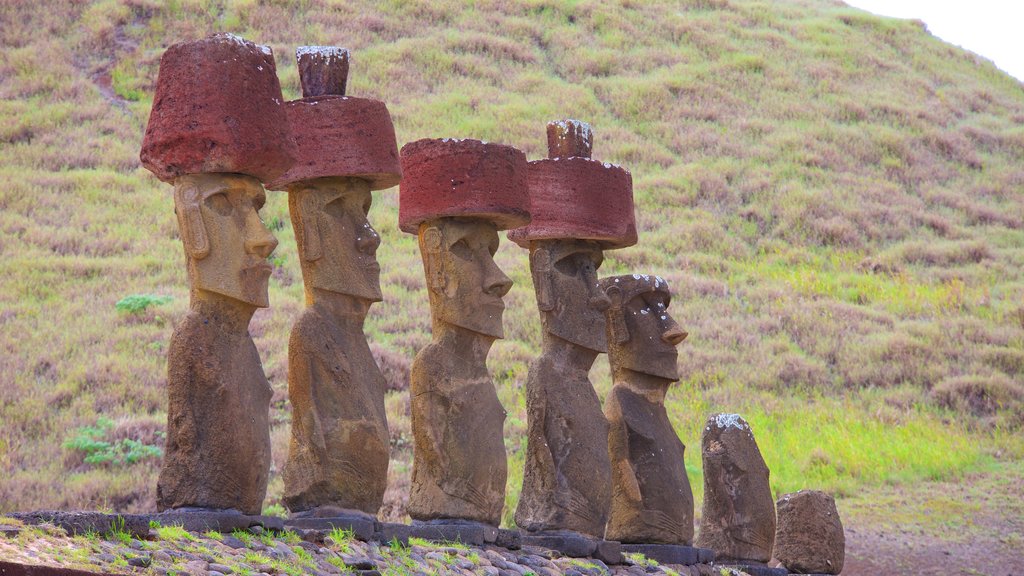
(399, 138, 530, 339)
(266, 47, 401, 304)
(599, 275, 688, 382)
(508, 120, 637, 353)
(139, 34, 295, 309)
(174, 173, 278, 307)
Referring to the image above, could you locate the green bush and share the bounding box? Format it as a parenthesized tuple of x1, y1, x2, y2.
(63, 417, 162, 466)
(114, 294, 172, 314)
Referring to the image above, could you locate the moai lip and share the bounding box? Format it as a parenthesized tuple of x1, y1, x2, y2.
(696, 413, 777, 563)
(139, 35, 289, 516)
(140, 33, 294, 183)
(399, 138, 529, 526)
(514, 121, 634, 544)
(600, 274, 695, 546)
(774, 490, 845, 575)
(275, 48, 399, 518)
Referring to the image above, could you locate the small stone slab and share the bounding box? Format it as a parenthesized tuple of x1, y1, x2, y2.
(407, 520, 498, 546)
(151, 510, 283, 533)
(10, 511, 149, 538)
(285, 515, 376, 541)
(720, 562, 789, 576)
(495, 528, 522, 550)
(521, 531, 622, 565)
(0, 560, 120, 576)
(621, 543, 712, 566)
(373, 522, 411, 546)
(594, 540, 623, 565)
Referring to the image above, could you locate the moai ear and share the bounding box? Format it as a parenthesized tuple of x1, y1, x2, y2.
(606, 285, 629, 344)
(176, 184, 210, 260)
(300, 192, 323, 262)
(531, 247, 555, 312)
(422, 226, 446, 293)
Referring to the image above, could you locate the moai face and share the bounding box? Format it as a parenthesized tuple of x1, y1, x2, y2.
(174, 173, 279, 308)
(605, 282, 687, 381)
(530, 238, 610, 353)
(419, 218, 513, 339)
(289, 177, 382, 302)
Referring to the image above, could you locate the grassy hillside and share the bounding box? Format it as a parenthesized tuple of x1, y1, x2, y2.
(1, 0, 1022, 534)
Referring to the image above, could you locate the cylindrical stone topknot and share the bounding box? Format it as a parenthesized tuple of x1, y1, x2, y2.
(547, 119, 593, 159)
(398, 138, 531, 234)
(297, 46, 350, 98)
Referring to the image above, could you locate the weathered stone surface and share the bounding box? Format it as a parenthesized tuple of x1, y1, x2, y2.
(158, 174, 277, 515)
(406, 217, 519, 526)
(150, 510, 283, 533)
(398, 138, 530, 233)
(696, 413, 776, 563)
(620, 544, 710, 566)
(297, 46, 350, 98)
(373, 522, 412, 546)
(281, 179, 390, 516)
(600, 275, 693, 545)
(0, 561, 120, 576)
(718, 563, 789, 576)
(407, 520, 498, 546)
(521, 531, 597, 558)
(267, 99, 400, 191)
(285, 509, 377, 541)
(10, 512, 149, 538)
(546, 119, 593, 159)
(773, 490, 844, 575)
(140, 34, 294, 183)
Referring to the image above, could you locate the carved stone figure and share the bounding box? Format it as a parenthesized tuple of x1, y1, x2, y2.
(601, 274, 693, 545)
(774, 490, 845, 575)
(508, 120, 636, 540)
(266, 47, 401, 518)
(399, 138, 530, 527)
(140, 34, 294, 515)
(696, 413, 776, 563)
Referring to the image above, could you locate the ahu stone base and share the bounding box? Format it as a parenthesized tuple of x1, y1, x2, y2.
(620, 543, 714, 566)
(521, 530, 623, 565)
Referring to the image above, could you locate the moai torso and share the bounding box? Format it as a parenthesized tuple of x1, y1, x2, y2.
(697, 413, 776, 562)
(600, 275, 693, 544)
(283, 305, 389, 514)
(268, 47, 402, 517)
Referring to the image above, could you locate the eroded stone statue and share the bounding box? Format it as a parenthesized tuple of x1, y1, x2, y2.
(696, 413, 776, 563)
(266, 47, 402, 519)
(509, 120, 636, 541)
(601, 274, 693, 545)
(140, 34, 294, 515)
(399, 138, 530, 527)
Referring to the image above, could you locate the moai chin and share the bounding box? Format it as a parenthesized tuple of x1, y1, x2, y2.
(399, 138, 530, 526)
(508, 120, 637, 539)
(696, 413, 776, 562)
(139, 34, 295, 515)
(600, 274, 694, 544)
(265, 47, 402, 518)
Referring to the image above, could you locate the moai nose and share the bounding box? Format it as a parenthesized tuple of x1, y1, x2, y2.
(661, 322, 688, 346)
(357, 222, 381, 254)
(485, 260, 513, 298)
(246, 216, 279, 258)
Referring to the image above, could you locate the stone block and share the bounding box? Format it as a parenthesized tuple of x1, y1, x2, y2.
(774, 490, 844, 575)
(150, 510, 281, 533)
(11, 511, 149, 539)
(398, 138, 530, 233)
(373, 523, 412, 546)
(0, 560, 120, 576)
(140, 33, 294, 183)
(407, 520, 498, 546)
(621, 544, 710, 566)
(719, 562, 789, 576)
(284, 514, 376, 541)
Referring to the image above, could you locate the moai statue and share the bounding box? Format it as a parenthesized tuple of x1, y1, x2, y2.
(697, 413, 778, 570)
(139, 34, 294, 516)
(507, 120, 635, 559)
(601, 275, 711, 565)
(264, 47, 401, 531)
(398, 138, 530, 536)
(774, 490, 845, 575)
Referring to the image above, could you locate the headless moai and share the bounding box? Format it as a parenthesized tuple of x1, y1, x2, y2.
(265, 47, 402, 518)
(697, 413, 776, 563)
(509, 120, 637, 539)
(399, 138, 530, 527)
(774, 490, 845, 575)
(139, 34, 295, 514)
(601, 275, 693, 545)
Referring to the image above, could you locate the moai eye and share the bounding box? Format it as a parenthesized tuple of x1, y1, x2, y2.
(205, 192, 232, 217)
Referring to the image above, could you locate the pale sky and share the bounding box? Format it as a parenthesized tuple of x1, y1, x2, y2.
(845, 1, 1024, 82)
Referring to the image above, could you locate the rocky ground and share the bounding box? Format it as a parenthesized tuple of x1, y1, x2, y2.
(0, 520, 750, 576)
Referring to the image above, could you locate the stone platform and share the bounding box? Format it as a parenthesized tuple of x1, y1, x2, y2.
(620, 543, 714, 566)
(718, 561, 789, 576)
(520, 531, 622, 564)
(284, 511, 376, 541)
